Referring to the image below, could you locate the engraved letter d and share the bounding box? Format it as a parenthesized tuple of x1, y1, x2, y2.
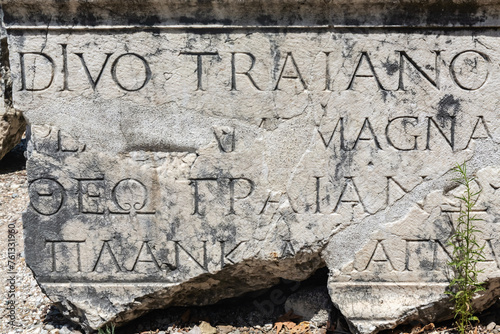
(19, 52, 55, 91)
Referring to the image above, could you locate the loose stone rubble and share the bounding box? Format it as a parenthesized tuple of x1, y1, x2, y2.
(2, 1, 500, 333)
(0, 26, 25, 161)
(284, 286, 333, 327)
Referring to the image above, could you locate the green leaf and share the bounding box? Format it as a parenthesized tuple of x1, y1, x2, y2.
(447, 162, 486, 333)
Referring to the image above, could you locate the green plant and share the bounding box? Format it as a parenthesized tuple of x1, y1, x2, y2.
(98, 324, 115, 334)
(447, 162, 486, 334)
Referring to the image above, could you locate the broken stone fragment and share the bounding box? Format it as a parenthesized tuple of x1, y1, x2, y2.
(285, 286, 333, 327)
(0, 105, 25, 160)
(0, 34, 25, 161)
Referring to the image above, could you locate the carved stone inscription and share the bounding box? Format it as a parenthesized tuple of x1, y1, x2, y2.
(12, 30, 500, 333)
(9, 31, 500, 154)
(12, 43, 492, 93)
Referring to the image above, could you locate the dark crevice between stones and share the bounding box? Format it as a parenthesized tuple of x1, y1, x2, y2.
(117, 267, 351, 334)
(43, 306, 84, 333)
(0, 137, 27, 173)
(1, 35, 12, 108)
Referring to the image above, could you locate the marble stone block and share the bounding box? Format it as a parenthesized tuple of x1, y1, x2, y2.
(2, 1, 500, 332)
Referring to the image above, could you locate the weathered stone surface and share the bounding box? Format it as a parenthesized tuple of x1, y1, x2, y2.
(0, 27, 25, 161)
(3, 1, 500, 333)
(285, 286, 332, 326)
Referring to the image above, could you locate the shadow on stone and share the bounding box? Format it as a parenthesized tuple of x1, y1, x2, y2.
(379, 299, 500, 334)
(118, 267, 351, 334)
(43, 306, 84, 333)
(0, 138, 26, 174)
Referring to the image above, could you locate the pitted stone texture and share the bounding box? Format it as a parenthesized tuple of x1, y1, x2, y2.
(326, 164, 500, 333)
(285, 286, 332, 326)
(23, 125, 327, 330)
(4, 2, 500, 333)
(2, 0, 500, 28)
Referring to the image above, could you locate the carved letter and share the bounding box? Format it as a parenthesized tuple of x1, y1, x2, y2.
(111, 53, 152, 91)
(281, 240, 295, 257)
(318, 118, 345, 150)
(29, 178, 65, 216)
(231, 52, 261, 91)
(180, 52, 219, 91)
(334, 177, 366, 213)
(75, 52, 113, 91)
(274, 52, 307, 91)
(111, 178, 148, 213)
(386, 116, 419, 151)
(220, 241, 247, 268)
(60, 44, 70, 91)
(323, 51, 332, 91)
(405, 239, 452, 271)
(397, 51, 440, 91)
(315, 176, 321, 213)
(259, 191, 282, 215)
(92, 240, 122, 272)
(46, 240, 85, 273)
(465, 116, 492, 149)
(19, 52, 55, 91)
(386, 176, 409, 206)
(362, 240, 395, 271)
(229, 178, 255, 215)
(76, 178, 106, 214)
(190, 178, 218, 216)
(131, 241, 161, 272)
(347, 52, 386, 91)
(352, 118, 382, 150)
(484, 239, 500, 269)
(213, 126, 235, 152)
(432, 240, 453, 269)
(450, 50, 490, 91)
(426, 117, 455, 150)
(175, 241, 208, 271)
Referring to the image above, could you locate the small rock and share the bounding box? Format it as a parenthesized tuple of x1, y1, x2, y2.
(285, 286, 332, 327)
(199, 321, 217, 334)
(59, 327, 72, 334)
(217, 325, 234, 334)
(45, 325, 55, 330)
(488, 322, 497, 331)
(158, 331, 166, 334)
(188, 326, 202, 334)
